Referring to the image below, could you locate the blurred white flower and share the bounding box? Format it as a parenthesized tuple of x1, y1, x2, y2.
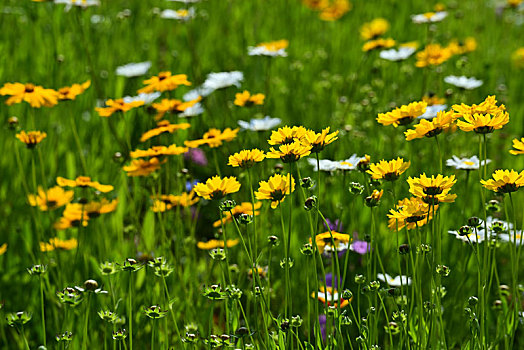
(238, 116, 281, 131)
(202, 71, 244, 91)
(444, 75, 483, 90)
(341, 154, 367, 170)
(122, 92, 161, 105)
(248, 46, 287, 57)
(446, 155, 490, 170)
(379, 47, 416, 61)
(166, 0, 200, 3)
(449, 229, 486, 243)
(307, 159, 343, 172)
(377, 273, 412, 286)
(55, 0, 100, 7)
(419, 104, 448, 119)
(116, 61, 152, 78)
(160, 8, 195, 20)
(411, 11, 447, 23)
(499, 232, 523, 245)
(180, 103, 204, 117)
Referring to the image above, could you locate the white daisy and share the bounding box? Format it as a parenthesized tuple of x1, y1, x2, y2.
(160, 8, 195, 21)
(449, 229, 486, 244)
(248, 46, 287, 57)
(411, 11, 448, 23)
(202, 71, 244, 91)
(307, 159, 343, 172)
(342, 154, 367, 170)
(379, 47, 416, 61)
(116, 61, 152, 78)
(377, 273, 412, 287)
(444, 76, 483, 90)
(179, 103, 204, 117)
(237, 116, 281, 131)
(446, 156, 490, 170)
(499, 232, 524, 245)
(54, 0, 100, 7)
(122, 92, 161, 105)
(419, 104, 448, 119)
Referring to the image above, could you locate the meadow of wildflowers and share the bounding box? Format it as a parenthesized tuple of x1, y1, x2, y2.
(1, 0, 524, 349)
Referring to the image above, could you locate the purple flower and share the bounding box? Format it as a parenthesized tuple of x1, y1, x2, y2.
(324, 218, 343, 232)
(184, 148, 208, 166)
(319, 314, 327, 341)
(350, 240, 370, 255)
(325, 272, 342, 289)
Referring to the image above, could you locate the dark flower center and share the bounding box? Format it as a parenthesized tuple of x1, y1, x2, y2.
(397, 117, 414, 126)
(24, 84, 35, 93)
(425, 128, 442, 138)
(423, 186, 443, 195)
(270, 190, 286, 201)
(406, 215, 425, 223)
(383, 172, 399, 181)
(498, 183, 517, 194)
(474, 126, 494, 134)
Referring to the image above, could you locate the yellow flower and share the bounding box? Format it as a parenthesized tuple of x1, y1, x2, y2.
(510, 138, 524, 155)
(512, 47, 524, 69)
(404, 110, 455, 140)
(0, 82, 59, 107)
(256, 39, 289, 52)
(151, 191, 199, 212)
(234, 91, 265, 107)
(40, 238, 78, 252)
(16, 131, 47, 148)
(185, 128, 239, 148)
(367, 158, 410, 181)
(366, 189, 384, 206)
(377, 102, 427, 127)
(57, 80, 91, 100)
(362, 38, 395, 52)
(266, 141, 312, 163)
(57, 176, 114, 193)
(360, 18, 389, 40)
(130, 145, 188, 158)
(407, 174, 457, 204)
(255, 174, 295, 209)
(95, 98, 144, 117)
(446, 37, 477, 56)
(452, 95, 506, 117)
(140, 121, 191, 142)
(481, 170, 524, 193)
(152, 96, 201, 120)
(422, 94, 446, 106)
(268, 126, 308, 145)
(507, 0, 523, 8)
(415, 44, 452, 67)
(213, 202, 262, 227)
(228, 149, 265, 169)
(388, 197, 437, 230)
(318, 0, 352, 21)
(194, 176, 241, 200)
(84, 199, 119, 218)
(300, 127, 339, 153)
(314, 231, 351, 254)
(138, 71, 191, 94)
(54, 204, 89, 230)
(28, 186, 74, 211)
(123, 157, 166, 177)
(197, 239, 239, 250)
(0, 243, 7, 256)
(456, 112, 509, 134)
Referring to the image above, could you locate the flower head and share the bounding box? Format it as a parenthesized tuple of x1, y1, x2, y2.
(404, 110, 455, 140)
(95, 99, 144, 117)
(411, 11, 448, 23)
(194, 176, 241, 200)
(234, 91, 265, 107)
(123, 158, 166, 177)
(228, 149, 265, 169)
(377, 273, 412, 287)
(185, 128, 239, 148)
(57, 176, 113, 193)
(248, 40, 288, 57)
(197, 239, 239, 250)
(367, 158, 410, 181)
(312, 286, 351, 308)
(116, 61, 151, 77)
(138, 72, 191, 94)
(446, 156, 490, 170)
(388, 197, 437, 230)
(140, 121, 191, 142)
(130, 145, 188, 158)
(238, 116, 281, 131)
(415, 44, 452, 67)
(510, 138, 524, 155)
(0, 82, 59, 107)
(16, 131, 47, 148)
(28, 186, 74, 211)
(151, 191, 199, 212)
(152, 97, 202, 120)
(456, 112, 509, 134)
(407, 174, 457, 204)
(362, 38, 395, 52)
(266, 141, 312, 163)
(255, 174, 295, 209)
(481, 170, 524, 193)
(268, 126, 308, 145)
(40, 238, 78, 252)
(360, 18, 389, 40)
(318, 0, 352, 21)
(300, 127, 339, 153)
(444, 76, 483, 90)
(452, 96, 506, 117)
(212, 202, 262, 227)
(377, 102, 427, 127)
(314, 232, 351, 254)
(57, 80, 91, 100)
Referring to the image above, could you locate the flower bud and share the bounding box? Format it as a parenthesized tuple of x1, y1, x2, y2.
(300, 243, 313, 256)
(348, 182, 364, 195)
(398, 244, 410, 255)
(355, 274, 366, 284)
(219, 199, 236, 212)
(304, 196, 317, 211)
(467, 216, 482, 227)
(300, 177, 314, 189)
(468, 296, 478, 306)
(458, 225, 472, 236)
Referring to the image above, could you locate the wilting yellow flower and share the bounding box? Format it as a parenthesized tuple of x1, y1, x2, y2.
(510, 138, 524, 155)
(130, 145, 188, 158)
(266, 141, 312, 163)
(194, 176, 241, 200)
(314, 231, 351, 254)
(318, 0, 352, 21)
(456, 112, 509, 134)
(213, 202, 262, 227)
(446, 37, 477, 56)
(404, 111, 455, 140)
(234, 91, 265, 107)
(57, 80, 91, 100)
(300, 127, 339, 153)
(452, 96, 506, 117)
(360, 18, 389, 40)
(415, 44, 452, 67)
(0, 82, 59, 107)
(197, 239, 239, 250)
(140, 121, 191, 142)
(312, 286, 351, 308)
(40, 238, 78, 252)
(367, 158, 410, 181)
(123, 157, 166, 177)
(388, 197, 437, 230)
(228, 149, 265, 169)
(377, 102, 427, 127)
(362, 38, 395, 52)
(138, 71, 191, 94)
(28, 186, 74, 211)
(95, 98, 144, 117)
(268, 126, 308, 145)
(255, 174, 295, 209)
(512, 47, 524, 69)
(408, 174, 457, 204)
(16, 131, 47, 148)
(0, 243, 7, 256)
(57, 176, 113, 193)
(481, 170, 524, 193)
(152, 96, 201, 120)
(185, 128, 239, 148)
(151, 191, 199, 212)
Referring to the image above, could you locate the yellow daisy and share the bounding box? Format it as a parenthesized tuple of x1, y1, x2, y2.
(138, 71, 191, 94)
(228, 149, 265, 169)
(266, 141, 312, 163)
(234, 91, 265, 107)
(254, 174, 295, 209)
(140, 121, 191, 142)
(509, 137, 524, 155)
(56, 176, 113, 193)
(388, 197, 437, 231)
(28, 186, 74, 211)
(367, 158, 410, 181)
(57, 80, 91, 100)
(300, 127, 339, 153)
(184, 128, 239, 148)
(415, 44, 452, 68)
(404, 110, 455, 140)
(16, 131, 47, 148)
(360, 18, 389, 40)
(268, 126, 308, 145)
(377, 101, 427, 127)
(0, 82, 59, 107)
(481, 170, 524, 193)
(194, 176, 241, 200)
(212, 202, 262, 227)
(197, 239, 239, 250)
(123, 158, 166, 177)
(407, 174, 457, 204)
(130, 145, 188, 158)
